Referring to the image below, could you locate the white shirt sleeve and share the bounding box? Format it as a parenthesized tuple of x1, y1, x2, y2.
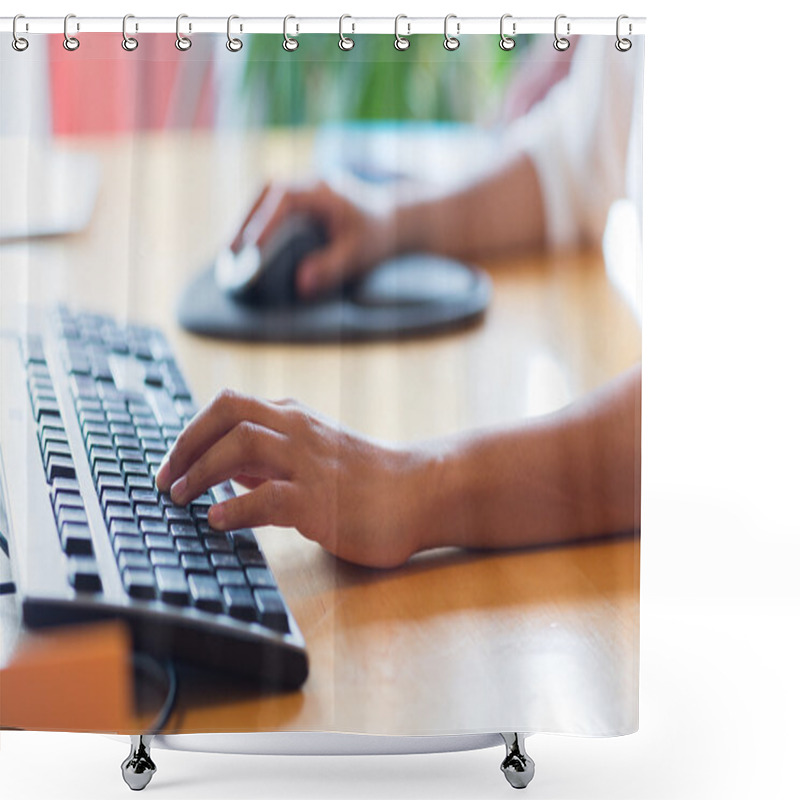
(506, 37, 641, 250)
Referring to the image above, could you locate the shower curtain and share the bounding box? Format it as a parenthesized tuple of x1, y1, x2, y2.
(0, 21, 642, 743)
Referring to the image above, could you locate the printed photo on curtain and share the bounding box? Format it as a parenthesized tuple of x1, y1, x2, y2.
(0, 16, 643, 791)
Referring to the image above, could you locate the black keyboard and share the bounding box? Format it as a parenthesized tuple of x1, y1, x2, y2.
(1, 308, 308, 688)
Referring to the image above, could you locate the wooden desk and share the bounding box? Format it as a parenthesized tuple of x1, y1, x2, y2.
(0, 132, 641, 736)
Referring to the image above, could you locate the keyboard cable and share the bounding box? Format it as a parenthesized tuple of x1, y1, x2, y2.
(0, 529, 16, 595)
(133, 652, 179, 736)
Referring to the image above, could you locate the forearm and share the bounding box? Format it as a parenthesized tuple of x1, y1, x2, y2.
(413, 365, 641, 552)
(391, 150, 546, 261)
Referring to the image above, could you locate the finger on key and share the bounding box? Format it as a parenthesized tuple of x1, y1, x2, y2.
(170, 422, 291, 506)
(157, 391, 285, 492)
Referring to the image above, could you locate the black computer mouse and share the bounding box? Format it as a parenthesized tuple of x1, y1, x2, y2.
(215, 214, 329, 307)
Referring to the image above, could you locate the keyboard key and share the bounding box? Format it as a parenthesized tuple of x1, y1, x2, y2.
(50, 478, 81, 493)
(42, 441, 71, 464)
(105, 504, 135, 523)
(117, 551, 151, 571)
(117, 447, 144, 462)
(175, 538, 204, 555)
(113, 435, 140, 450)
(90, 446, 117, 464)
(93, 460, 122, 479)
(136, 425, 161, 441)
(122, 568, 156, 600)
(165, 507, 193, 524)
(150, 388, 182, 429)
(96, 474, 126, 493)
(101, 489, 130, 510)
(144, 452, 164, 467)
(76, 398, 103, 413)
(188, 574, 224, 613)
(139, 520, 169, 536)
(181, 554, 212, 574)
(51, 490, 84, 515)
(135, 504, 164, 522)
(46, 455, 76, 482)
(22, 335, 46, 364)
(122, 461, 149, 477)
(149, 550, 180, 568)
(109, 519, 140, 538)
(113, 534, 146, 555)
(253, 589, 290, 633)
(154, 567, 189, 605)
(222, 586, 257, 622)
(203, 534, 233, 553)
(238, 549, 267, 567)
(131, 489, 159, 505)
(85, 434, 114, 450)
(83, 421, 110, 437)
(169, 522, 199, 539)
(39, 428, 69, 450)
(60, 522, 93, 555)
(68, 556, 102, 592)
(210, 553, 240, 569)
(216, 568, 247, 587)
(57, 506, 88, 529)
(229, 529, 259, 550)
(80, 410, 106, 426)
(246, 567, 277, 589)
(144, 534, 173, 551)
(33, 397, 61, 421)
(126, 475, 154, 492)
(144, 363, 164, 387)
(109, 422, 137, 438)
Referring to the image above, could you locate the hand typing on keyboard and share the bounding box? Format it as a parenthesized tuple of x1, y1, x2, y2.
(156, 390, 433, 569)
(156, 359, 643, 570)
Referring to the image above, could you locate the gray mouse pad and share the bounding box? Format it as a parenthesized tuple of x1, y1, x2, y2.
(176, 255, 492, 342)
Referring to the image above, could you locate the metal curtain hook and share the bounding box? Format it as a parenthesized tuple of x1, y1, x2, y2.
(444, 14, 460, 51)
(176, 14, 192, 50)
(283, 15, 299, 51)
(553, 15, 570, 51)
(339, 14, 355, 50)
(63, 13, 80, 51)
(122, 14, 138, 51)
(615, 15, 632, 51)
(12, 14, 29, 51)
(499, 14, 515, 51)
(226, 15, 243, 52)
(394, 15, 410, 51)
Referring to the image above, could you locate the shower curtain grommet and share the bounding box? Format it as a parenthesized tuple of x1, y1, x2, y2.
(499, 14, 516, 51)
(554, 15, 571, 51)
(615, 15, 633, 51)
(394, 15, 411, 51)
(283, 15, 299, 52)
(12, 14, 29, 51)
(175, 14, 192, 51)
(339, 14, 355, 51)
(226, 15, 243, 52)
(63, 13, 80, 51)
(443, 14, 460, 51)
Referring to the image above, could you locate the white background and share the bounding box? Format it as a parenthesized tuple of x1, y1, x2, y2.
(2, 1, 799, 798)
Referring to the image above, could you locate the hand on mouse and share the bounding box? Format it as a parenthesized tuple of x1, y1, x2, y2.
(233, 182, 396, 298)
(156, 389, 437, 569)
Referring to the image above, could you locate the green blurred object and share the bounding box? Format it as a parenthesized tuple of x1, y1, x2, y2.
(240, 35, 532, 126)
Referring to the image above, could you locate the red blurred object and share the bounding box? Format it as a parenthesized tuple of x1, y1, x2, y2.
(48, 33, 214, 136)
